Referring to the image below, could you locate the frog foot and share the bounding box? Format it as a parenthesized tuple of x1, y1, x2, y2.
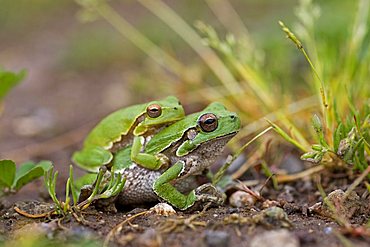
(155, 153, 170, 169)
(194, 183, 226, 208)
(150, 202, 176, 216)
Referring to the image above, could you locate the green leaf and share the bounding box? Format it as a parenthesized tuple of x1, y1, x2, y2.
(333, 100, 341, 124)
(266, 119, 307, 152)
(333, 122, 344, 153)
(312, 144, 323, 151)
(35, 160, 53, 171)
(0, 160, 16, 188)
(13, 160, 53, 190)
(312, 114, 323, 134)
(68, 165, 78, 206)
(0, 69, 26, 100)
(312, 114, 329, 148)
(301, 150, 324, 164)
(357, 141, 367, 169)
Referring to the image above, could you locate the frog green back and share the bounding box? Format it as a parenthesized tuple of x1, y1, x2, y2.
(84, 103, 146, 149)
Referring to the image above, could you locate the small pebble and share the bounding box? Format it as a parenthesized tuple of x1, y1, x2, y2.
(150, 203, 176, 216)
(324, 227, 333, 234)
(309, 189, 362, 219)
(203, 230, 230, 247)
(229, 190, 257, 208)
(250, 229, 299, 247)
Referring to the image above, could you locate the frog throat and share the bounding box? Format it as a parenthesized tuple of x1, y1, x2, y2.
(176, 131, 238, 157)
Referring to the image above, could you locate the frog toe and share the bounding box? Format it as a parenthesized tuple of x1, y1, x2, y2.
(192, 183, 226, 210)
(155, 153, 170, 170)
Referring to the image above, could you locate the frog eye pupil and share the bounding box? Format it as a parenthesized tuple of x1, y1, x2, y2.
(204, 118, 215, 124)
(198, 113, 218, 132)
(147, 104, 162, 118)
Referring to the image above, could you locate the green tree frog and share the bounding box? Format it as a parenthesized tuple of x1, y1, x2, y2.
(72, 96, 185, 172)
(113, 102, 241, 210)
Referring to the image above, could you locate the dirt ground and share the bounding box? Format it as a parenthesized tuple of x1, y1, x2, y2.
(1, 179, 369, 247)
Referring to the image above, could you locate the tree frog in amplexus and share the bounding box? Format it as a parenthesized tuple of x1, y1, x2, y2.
(72, 96, 185, 172)
(112, 102, 241, 210)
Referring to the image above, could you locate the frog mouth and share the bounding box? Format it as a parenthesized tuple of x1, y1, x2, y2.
(200, 130, 239, 145)
(217, 130, 239, 138)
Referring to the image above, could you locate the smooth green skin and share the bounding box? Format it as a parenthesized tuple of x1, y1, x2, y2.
(133, 102, 240, 209)
(72, 96, 185, 172)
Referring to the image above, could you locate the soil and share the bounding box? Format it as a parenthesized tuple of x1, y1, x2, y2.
(0, 2, 369, 247)
(1, 176, 370, 247)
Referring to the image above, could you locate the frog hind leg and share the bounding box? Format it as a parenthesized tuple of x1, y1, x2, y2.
(72, 146, 113, 172)
(131, 136, 169, 170)
(153, 161, 197, 210)
(111, 146, 133, 171)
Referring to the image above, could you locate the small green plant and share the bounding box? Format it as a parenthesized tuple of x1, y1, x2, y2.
(0, 68, 26, 122)
(77, 167, 126, 210)
(274, 19, 370, 178)
(0, 160, 52, 197)
(300, 113, 369, 172)
(0, 68, 26, 101)
(44, 165, 126, 215)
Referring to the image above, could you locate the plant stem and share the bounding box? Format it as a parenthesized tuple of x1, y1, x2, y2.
(279, 21, 329, 137)
(138, 0, 243, 97)
(212, 126, 272, 185)
(85, 1, 185, 78)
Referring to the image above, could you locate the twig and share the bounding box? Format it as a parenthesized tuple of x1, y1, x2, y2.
(275, 164, 325, 182)
(213, 126, 272, 185)
(14, 206, 54, 219)
(236, 181, 264, 202)
(344, 166, 370, 199)
(138, 0, 243, 96)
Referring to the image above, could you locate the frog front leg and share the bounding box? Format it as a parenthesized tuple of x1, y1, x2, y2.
(153, 161, 225, 210)
(153, 161, 197, 210)
(130, 136, 169, 170)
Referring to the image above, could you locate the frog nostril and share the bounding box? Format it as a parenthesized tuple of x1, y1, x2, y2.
(174, 107, 178, 110)
(230, 115, 235, 119)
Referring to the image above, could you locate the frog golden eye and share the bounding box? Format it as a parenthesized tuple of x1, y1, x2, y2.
(198, 113, 218, 132)
(147, 104, 162, 118)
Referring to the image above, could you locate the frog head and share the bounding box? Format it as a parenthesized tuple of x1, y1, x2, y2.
(175, 102, 240, 156)
(145, 102, 240, 157)
(134, 96, 185, 135)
